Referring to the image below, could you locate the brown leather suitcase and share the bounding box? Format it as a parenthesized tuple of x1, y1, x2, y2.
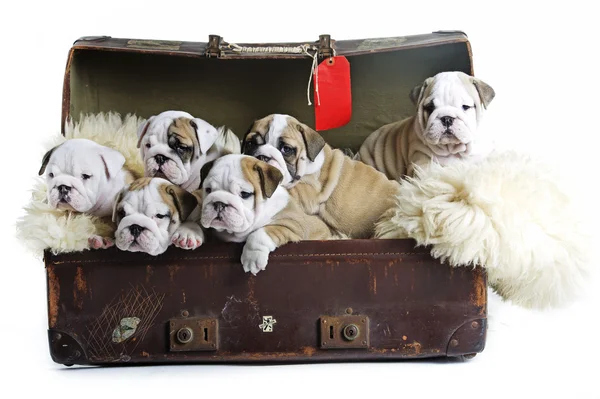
(46, 31, 487, 366)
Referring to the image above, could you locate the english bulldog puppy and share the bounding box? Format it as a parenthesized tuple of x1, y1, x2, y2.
(39, 138, 136, 249)
(200, 154, 336, 275)
(137, 110, 241, 191)
(113, 177, 201, 256)
(242, 115, 400, 239)
(357, 71, 495, 179)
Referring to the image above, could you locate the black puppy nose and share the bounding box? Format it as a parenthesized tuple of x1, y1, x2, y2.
(213, 201, 227, 212)
(155, 154, 167, 165)
(440, 116, 454, 127)
(57, 185, 71, 195)
(129, 224, 144, 238)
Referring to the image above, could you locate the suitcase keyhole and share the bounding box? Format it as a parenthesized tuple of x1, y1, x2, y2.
(330, 326, 334, 339)
(203, 327, 208, 342)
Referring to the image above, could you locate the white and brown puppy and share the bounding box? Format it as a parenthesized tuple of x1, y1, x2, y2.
(113, 177, 201, 256)
(357, 71, 495, 179)
(137, 110, 241, 191)
(39, 138, 136, 248)
(242, 115, 401, 239)
(200, 154, 335, 275)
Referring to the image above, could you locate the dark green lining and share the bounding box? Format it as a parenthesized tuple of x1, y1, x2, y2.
(70, 43, 471, 150)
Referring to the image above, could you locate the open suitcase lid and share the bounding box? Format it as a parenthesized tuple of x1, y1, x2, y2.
(63, 31, 473, 149)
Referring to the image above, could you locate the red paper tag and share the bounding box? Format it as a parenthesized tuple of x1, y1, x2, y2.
(314, 56, 352, 131)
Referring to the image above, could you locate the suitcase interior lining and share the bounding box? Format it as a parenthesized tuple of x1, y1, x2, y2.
(68, 42, 471, 150)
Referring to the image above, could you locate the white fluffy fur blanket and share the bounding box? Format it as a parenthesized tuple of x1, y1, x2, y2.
(16, 112, 145, 255)
(375, 151, 593, 310)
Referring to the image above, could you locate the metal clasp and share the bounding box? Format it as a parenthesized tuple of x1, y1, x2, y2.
(320, 315, 369, 349)
(169, 317, 219, 351)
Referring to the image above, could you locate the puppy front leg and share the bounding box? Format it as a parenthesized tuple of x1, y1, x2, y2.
(240, 228, 279, 275)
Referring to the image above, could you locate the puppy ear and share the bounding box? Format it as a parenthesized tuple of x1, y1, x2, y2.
(99, 147, 126, 180)
(254, 161, 283, 199)
(240, 121, 257, 154)
(409, 78, 431, 106)
(190, 118, 219, 154)
(471, 77, 496, 109)
(297, 123, 326, 162)
(166, 184, 198, 222)
(111, 189, 125, 223)
(200, 160, 216, 189)
(136, 116, 154, 148)
(38, 144, 62, 176)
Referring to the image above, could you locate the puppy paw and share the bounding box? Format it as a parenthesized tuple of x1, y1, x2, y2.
(240, 229, 277, 275)
(88, 235, 114, 249)
(171, 222, 204, 250)
(241, 247, 270, 275)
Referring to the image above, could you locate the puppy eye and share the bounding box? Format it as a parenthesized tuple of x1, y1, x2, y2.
(240, 191, 253, 199)
(257, 155, 271, 163)
(462, 105, 472, 111)
(145, 143, 151, 149)
(48, 173, 54, 178)
(424, 102, 435, 114)
(205, 188, 212, 194)
(156, 213, 168, 219)
(117, 209, 126, 219)
(177, 145, 190, 155)
(82, 174, 92, 180)
(280, 145, 295, 156)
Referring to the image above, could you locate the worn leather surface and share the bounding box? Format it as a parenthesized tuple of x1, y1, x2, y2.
(45, 239, 487, 365)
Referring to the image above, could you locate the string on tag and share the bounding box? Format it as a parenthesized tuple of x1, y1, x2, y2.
(303, 47, 320, 107)
(226, 42, 320, 106)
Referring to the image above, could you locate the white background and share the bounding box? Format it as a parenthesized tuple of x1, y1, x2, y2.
(1, 1, 599, 398)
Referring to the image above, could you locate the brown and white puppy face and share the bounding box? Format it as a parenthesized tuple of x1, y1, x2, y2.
(137, 111, 219, 187)
(113, 177, 198, 256)
(39, 138, 126, 215)
(411, 71, 495, 154)
(242, 114, 326, 188)
(200, 154, 286, 237)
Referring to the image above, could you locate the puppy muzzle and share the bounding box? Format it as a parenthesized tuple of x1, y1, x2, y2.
(115, 214, 170, 255)
(424, 108, 473, 147)
(143, 146, 189, 185)
(47, 176, 92, 212)
(201, 192, 253, 233)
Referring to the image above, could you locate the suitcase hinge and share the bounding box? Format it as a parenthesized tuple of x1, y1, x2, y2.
(318, 34, 334, 58)
(206, 34, 222, 58)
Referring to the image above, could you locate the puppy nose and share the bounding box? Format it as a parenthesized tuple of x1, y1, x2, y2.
(57, 185, 71, 195)
(440, 116, 454, 127)
(155, 154, 167, 165)
(129, 224, 144, 238)
(213, 201, 227, 212)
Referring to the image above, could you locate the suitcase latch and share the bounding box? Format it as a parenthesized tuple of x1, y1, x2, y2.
(320, 315, 370, 349)
(169, 318, 218, 351)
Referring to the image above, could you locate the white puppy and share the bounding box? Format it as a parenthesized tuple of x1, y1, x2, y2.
(357, 71, 495, 179)
(137, 110, 241, 191)
(113, 177, 201, 256)
(200, 154, 336, 274)
(39, 138, 135, 248)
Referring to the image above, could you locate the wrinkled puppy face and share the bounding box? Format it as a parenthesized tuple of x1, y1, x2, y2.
(411, 71, 495, 153)
(113, 178, 198, 256)
(242, 114, 325, 188)
(200, 155, 283, 234)
(137, 111, 219, 185)
(39, 138, 125, 213)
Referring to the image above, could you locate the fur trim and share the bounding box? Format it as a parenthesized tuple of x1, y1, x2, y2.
(375, 151, 593, 310)
(16, 112, 144, 256)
